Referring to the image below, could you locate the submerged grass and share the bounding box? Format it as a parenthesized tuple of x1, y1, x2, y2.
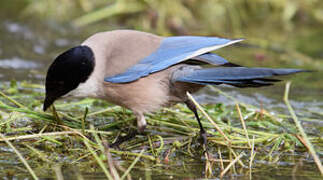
(0, 81, 322, 179)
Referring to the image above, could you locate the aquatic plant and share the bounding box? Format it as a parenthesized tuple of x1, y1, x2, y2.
(0, 81, 321, 178)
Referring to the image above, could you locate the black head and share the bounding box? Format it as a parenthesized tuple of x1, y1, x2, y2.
(43, 45, 95, 111)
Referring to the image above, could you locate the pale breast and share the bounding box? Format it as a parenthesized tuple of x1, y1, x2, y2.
(102, 65, 205, 113)
(103, 69, 171, 113)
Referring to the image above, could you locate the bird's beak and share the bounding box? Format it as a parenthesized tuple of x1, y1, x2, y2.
(43, 95, 55, 111)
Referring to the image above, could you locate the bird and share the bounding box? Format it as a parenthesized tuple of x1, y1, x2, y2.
(43, 30, 304, 147)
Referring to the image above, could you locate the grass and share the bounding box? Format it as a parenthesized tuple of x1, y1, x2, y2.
(284, 82, 323, 174)
(21, 0, 323, 36)
(0, 0, 322, 178)
(0, 81, 322, 178)
(0, 133, 39, 180)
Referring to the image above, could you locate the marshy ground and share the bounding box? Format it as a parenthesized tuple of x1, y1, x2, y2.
(0, 0, 323, 179)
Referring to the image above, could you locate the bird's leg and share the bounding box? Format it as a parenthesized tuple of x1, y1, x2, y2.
(110, 112, 146, 148)
(185, 99, 208, 151)
(134, 112, 147, 134)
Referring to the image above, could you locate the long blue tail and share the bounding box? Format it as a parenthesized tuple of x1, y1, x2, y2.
(175, 67, 305, 87)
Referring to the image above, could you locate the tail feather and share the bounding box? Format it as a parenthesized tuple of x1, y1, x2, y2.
(175, 67, 305, 88)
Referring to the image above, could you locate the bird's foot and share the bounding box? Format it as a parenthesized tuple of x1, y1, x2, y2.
(110, 129, 137, 148)
(199, 130, 209, 153)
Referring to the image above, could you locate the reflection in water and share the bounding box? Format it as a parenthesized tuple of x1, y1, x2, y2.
(0, 57, 40, 69)
(0, 19, 77, 81)
(5, 22, 34, 39)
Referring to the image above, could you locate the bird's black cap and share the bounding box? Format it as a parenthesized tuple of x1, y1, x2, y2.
(43, 45, 95, 111)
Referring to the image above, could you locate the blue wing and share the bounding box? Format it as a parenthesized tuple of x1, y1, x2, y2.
(192, 53, 240, 66)
(105, 36, 242, 83)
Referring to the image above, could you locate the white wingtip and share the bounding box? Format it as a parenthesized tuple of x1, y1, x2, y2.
(187, 38, 244, 60)
(229, 38, 244, 44)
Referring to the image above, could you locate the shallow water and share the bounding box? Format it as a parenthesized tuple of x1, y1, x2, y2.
(0, 4, 322, 179)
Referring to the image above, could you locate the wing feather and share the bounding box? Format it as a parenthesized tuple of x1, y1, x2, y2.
(105, 36, 242, 83)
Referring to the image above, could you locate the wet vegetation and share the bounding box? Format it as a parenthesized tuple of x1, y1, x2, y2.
(1, 80, 322, 179)
(0, 0, 323, 179)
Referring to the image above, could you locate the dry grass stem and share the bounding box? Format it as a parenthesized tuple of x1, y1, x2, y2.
(220, 152, 245, 178)
(0, 131, 76, 142)
(121, 149, 145, 180)
(236, 104, 251, 148)
(284, 82, 323, 175)
(0, 133, 39, 180)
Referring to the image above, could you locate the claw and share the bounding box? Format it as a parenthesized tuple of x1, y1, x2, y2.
(199, 130, 208, 152)
(110, 130, 137, 148)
